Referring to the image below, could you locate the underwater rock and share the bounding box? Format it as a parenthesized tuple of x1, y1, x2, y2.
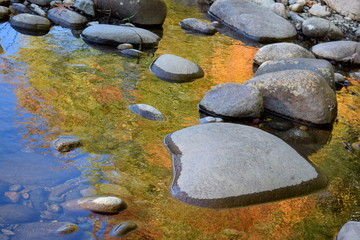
(129, 104, 166, 121)
(110, 222, 137, 237)
(0, 204, 40, 224)
(52, 137, 82, 152)
(164, 123, 327, 208)
(150, 54, 204, 83)
(55, 223, 79, 234)
(78, 196, 127, 214)
(179, 18, 217, 35)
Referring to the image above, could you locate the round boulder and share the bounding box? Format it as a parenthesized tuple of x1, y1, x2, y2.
(129, 104, 166, 121)
(179, 18, 217, 35)
(93, 0, 167, 26)
(81, 24, 160, 47)
(48, 7, 88, 29)
(302, 17, 343, 40)
(164, 123, 327, 208)
(150, 54, 204, 83)
(78, 196, 127, 214)
(245, 70, 337, 125)
(254, 58, 335, 89)
(254, 42, 315, 65)
(209, 0, 296, 42)
(9, 14, 51, 35)
(199, 83, 263, 119)
(311, 41, 360, 64)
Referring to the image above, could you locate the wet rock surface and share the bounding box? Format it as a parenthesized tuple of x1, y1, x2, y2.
(52, 137, 82, 152)
(78, 196, 127, 214)
(129, 104, 166, 121)
(164, 123, 327, 208)
(150, 54, 204, 83)
(180, 18, 217, 35)
(9, 13, 51, 33)
(245, 70, 337, 125)
(254, 42, 315, 65)
(48, 8, 88, 29)
(199, 83, 263, 119)
(209, 0, 297, 42)
(110, 222, 138, 237)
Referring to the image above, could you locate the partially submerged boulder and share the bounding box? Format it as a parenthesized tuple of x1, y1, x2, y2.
(199, 83, 263, 119)
(311, 41, 360, 64)
(164, 123, 327, 208)
(254, 42, 315, 65)
(81, 24, 160, 47)
(254, 58, 335, 89)
(9, 13, 51, 35)
(245, 70, 337, 125)
(78, 196, 127, 215)
(209, 0, 296, 42)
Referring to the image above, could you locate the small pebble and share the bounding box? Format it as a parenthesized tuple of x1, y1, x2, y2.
(9, 184, 22, 192)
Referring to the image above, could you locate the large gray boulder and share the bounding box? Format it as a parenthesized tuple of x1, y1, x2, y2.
(93, 0, 167, 26)
(245, 70, 337, 125)
(150, 54, 204, 83)
(311, 41, 360, 64)
(323, 0, 360, 21)
(199, 83, 263, 118)
(81, 24, 160, 47)
(209, 0, 296, 42)
(336, 221, 360, 240)
(48, 8, 88, 29)
(254, 42, 315, 65)
(302, 17, 343, 40)
(255, 58, 335, 89)
(9, 13, 51, 33)
(0, 204, 40, 224)
(164, 123, 327, 208)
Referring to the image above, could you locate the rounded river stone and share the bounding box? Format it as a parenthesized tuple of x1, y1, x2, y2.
(9, 14, 51, 32)
(129, 104, 166, 121)
(164, 123, 327, 208)
(78, 196, 127, 214)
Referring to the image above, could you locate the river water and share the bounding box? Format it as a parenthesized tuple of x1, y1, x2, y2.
(0, 0, 359, 239)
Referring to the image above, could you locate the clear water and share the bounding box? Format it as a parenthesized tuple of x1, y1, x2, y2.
(0, 1, 359, 239)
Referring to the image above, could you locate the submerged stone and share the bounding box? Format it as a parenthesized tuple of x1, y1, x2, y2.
(150, 54, 204, 83)
(110, 222, 137, 237)
(52, 136, 82, 152)
(129, 104, 166, 121)
(0, 204, 40, 224)
(164, 123, 327, 208)
(78, 196, 127, 214)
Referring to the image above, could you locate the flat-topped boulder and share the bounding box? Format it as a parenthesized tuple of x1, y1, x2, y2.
(9, 13, 51, 35)
(245, 70, 337, 125)
(255, 58, 335, 89)
(150, 54, 204, 83)
(48, 7, 88, 29)
(311, 41, 360, 64)
(209, 0, 296, 42)
(164, 123, 327, 208)
(81, 24, 160, 47)
(254, 42, 315, 65)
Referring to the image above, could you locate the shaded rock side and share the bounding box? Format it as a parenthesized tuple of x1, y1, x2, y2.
(93, 0, 167, 26)
(245, 70, 337, 125)
(323, 0, 360, 21)
(311, 41, 360, 64)
(254, 42, 315, 65)
(164, 123, 328, 208)
(150, 54, 204, 83)
(209, 0, 296, 42)
(199, 83, 263, 118)
(254, 58, 335, 90)
(81, 24, 160, 47)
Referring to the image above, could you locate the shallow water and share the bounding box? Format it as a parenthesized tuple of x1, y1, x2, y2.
(0, 1, 359, 239)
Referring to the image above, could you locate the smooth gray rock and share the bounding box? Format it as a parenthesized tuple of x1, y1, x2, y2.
(245, 70, 337, 125)
(308, 3, 330, 17)
(13, 222, 84, 240)
(0, 204, 40, 224)
(9, 3, 31, 14)
(93, 0, 167, 26)
(10, 14, 51, 32)
(117, 43, 133, 50)
(337, 221, 360, 240)
(28, 0, 52, 6)
(78, 196, 127, 214)
(311, 41, 360, 64)
(48, 8, 88, 29)
(164, 123, 327, 208)
(270, 3, 287, 18)
(0, 6, 9, 20)
(209, 0, 296, 42)
(254, 42, 315, 65)
(302, 17, 343, 40)
(150, 54, 204, 83)
(255, 58, 335, 89)
(199, 83, 263, 118)
(30, 4, 46, 17)
(73, 0, 95, 17)
(120, 49, 147, 58)
(81, 24, 160, 47)
(110, 222, 137, 237)
(323, 0, 360, 21)
(180, 18, 217, 35)
(52, 137, 82, 152)
(55, 223, 78, 234)
(129, 104, 166, 121)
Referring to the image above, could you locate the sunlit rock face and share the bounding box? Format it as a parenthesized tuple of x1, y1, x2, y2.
(164, 123, 327, 208)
